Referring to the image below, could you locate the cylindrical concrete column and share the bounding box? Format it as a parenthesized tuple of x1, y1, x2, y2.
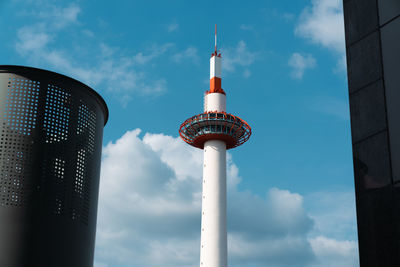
(200, 139, 227, 267)
(204, 93, 226, 113)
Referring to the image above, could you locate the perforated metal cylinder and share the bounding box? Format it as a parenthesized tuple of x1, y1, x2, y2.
(0, 66, 108, 267)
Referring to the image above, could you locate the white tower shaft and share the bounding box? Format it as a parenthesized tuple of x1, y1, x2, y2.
(201, 139, 227, 267)
(200, 50, 227, 266)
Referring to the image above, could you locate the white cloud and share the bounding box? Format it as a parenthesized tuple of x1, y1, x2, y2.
(334, 54, 347, 73)
(288, 53, 316, 79)
(99, 43, 114, 58)
(82, 29, 95, 38)
(134, 43, 174, 64)
(16, 24, 51, 52)
(309, 237, 358, 267)
(243, 69, 251, 78)
(167, 22, 179, 32)
(172, 46, 199, 64)
(16, 26, 166, 106)
(240, 24, 253, 31)
(37, 4, 81, 29)
(308, 96, 350, 120)
(282, 13, 295, 21)
(95, 130, 202, 267)
(305, 191, 357, 240)
(228, 187, 315, 266)
(222, 40, 257, 73)
(306, 191, 358, 267)
(295, 0, 345, 54)
(14, 5, 169, 106)
(229, 234, 314, 267)
(95, 129, 358, 267)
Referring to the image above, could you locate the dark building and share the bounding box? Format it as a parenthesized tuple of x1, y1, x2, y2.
(343, 1, 400, 266)
(0, 66, 108, 267)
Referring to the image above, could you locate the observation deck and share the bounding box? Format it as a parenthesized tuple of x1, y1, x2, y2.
(179, 111, 251, 149)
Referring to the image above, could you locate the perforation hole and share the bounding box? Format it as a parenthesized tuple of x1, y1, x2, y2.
(71, 148, 89, 224)
(74, 149, 85, 197)
(0, 77, 38, 207)
(43, 84, 71, 143)
(77, 104, 96, 153)
(0, 137, 33, 207)
(52, 158, 65, 215)
(4, 77, 40, 135)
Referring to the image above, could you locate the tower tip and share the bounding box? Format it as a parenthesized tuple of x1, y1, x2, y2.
(215, 24, 217, 55)
(213, 24, 220, 57)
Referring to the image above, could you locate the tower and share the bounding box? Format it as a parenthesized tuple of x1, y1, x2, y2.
(0, 65, 108, 267)
(179, 26, 251, 267)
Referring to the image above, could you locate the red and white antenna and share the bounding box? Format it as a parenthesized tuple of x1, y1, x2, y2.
(209, 24, 224, 95)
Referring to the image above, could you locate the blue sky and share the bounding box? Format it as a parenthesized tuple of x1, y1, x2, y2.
(0, 0, 358, 266)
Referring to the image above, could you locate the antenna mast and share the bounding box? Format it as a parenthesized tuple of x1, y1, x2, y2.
(215, 24, 217, 54)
